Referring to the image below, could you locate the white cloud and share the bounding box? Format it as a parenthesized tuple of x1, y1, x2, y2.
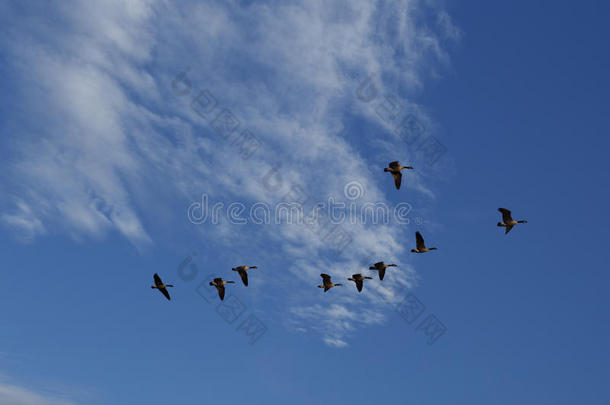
(324, 337, 348, 348)
(437, 10, 463, 42)
(1, 0, 456, 345)
(1, 200, 46, 242)
(0, 382, 77, 405)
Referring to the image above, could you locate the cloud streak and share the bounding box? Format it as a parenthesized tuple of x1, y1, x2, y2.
(0, 381, 78, 405)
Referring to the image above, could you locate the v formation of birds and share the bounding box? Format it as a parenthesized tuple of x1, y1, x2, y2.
(152, 161, 528, 300)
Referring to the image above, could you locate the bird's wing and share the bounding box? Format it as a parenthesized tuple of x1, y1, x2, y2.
(159, 287, 171, 300)
(239, 270, 248, 286)
(324, 285, 330, 292)
(505, 224, 513, 234)
(356, 279, 363, 292)
(378, 267, 386, 281)
(213, 277, 223, 284)
(498, 208, 513, 223)
(153, 273, 163, 287)
(392, 172, 402, 190)
(218, 285, 225, 300)
(416, 231, 426, 250)
(374, 261, 383, 268)
(389, 161, 399, 169)
(321, 273, 331, 283)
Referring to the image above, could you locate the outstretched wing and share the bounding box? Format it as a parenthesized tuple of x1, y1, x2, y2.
(153, 273, 163, 287)
(320, 273, 331, 283)
(505, 224, 514, 234)
(416, 231, 426, 250)
(217, 285, 225, 300)
(498, 208, 513, 223)
(159, 287, 171, 301)
(239, 269, 248, 286)
(374, 261, 383, 268)
(213, 277, 223, 284)
(324, 285, 331, 292)
(355, 279, 363, 292)
(392, 172, 402, 190)
(378, 267, 386, 281)
(389, 161, 399, 169)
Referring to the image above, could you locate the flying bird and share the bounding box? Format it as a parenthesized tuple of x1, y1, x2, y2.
(384, 161, 414, 190)
(317, 273, 343, 292)
(497, 208, 528, 234)
(368, 261, 398, 280)
(347, 273, 373, 292)
(411, 231, 437, 253)
(151, 273, 174, 301)
(209, 278, 235, 301)
(232, 265, 258, 286)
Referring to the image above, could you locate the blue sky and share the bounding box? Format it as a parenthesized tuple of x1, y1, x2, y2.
(1, 1, 609, 404)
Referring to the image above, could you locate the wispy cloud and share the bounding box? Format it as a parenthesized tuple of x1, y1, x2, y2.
(1, 0, 456, 345)
(1, 200, 46, 242)
(0, 381, 78, 405)
(437, 10, 463, 43)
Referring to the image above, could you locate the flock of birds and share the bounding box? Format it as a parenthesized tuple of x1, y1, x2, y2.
(151, 161, 528, 301)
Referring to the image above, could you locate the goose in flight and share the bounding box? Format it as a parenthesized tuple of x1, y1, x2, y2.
(151, 273, 174, 301)
(347, 273, 373, 292)
(209, 278, 235, 301)
(411, 231, 437, 253)
(384, 161, 414, 190)
(368, 261, 398, 280)
(317, 273, 343, 292)
(497, 208, 528, 234)
(232, 265, 258, 286)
